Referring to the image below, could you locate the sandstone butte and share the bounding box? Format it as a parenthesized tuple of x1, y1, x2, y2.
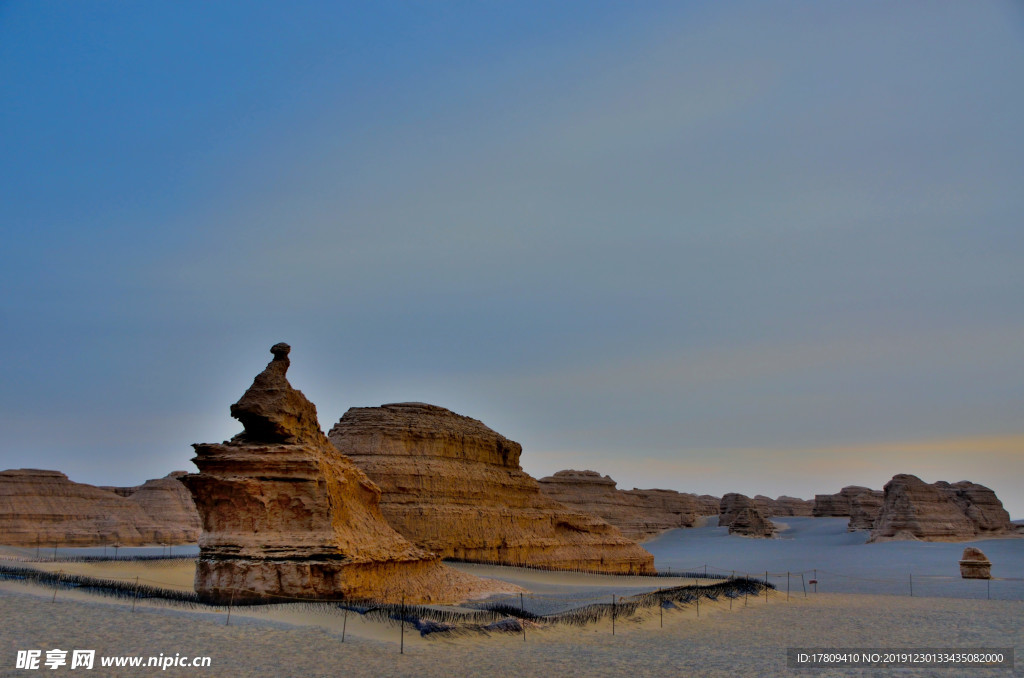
(868, 473, 1019, 543)
(0, 469, 199, 547)
(537, 469, 718, 542)
(718, 493, 775, 538)
(752, 495, 814, 518)
(181, 343, 494, 604)
(328, 404, 656, 574)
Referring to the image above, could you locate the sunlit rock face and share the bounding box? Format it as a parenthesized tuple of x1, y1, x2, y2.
(0, 469, 199, 546)
(718, 493, 775, 538)
(538, 469, 704, 541)
(182, 344, 490, 604)
(329, 404, 656, 574)
(868, 474, 1018, 543)
(812, 486, 880, 517)
(959, 546, 992, 579)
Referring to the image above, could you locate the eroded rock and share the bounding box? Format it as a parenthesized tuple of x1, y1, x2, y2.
(182, 345, 494, 604)
(869, 474, 1017, 543)
(719, 493, 775, 538)
(959, 546, 992, 579)
(0, 469, 199, 546)
(329, 405, 655, 574)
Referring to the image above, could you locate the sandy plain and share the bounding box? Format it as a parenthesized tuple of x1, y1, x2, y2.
(2, 555, 1021, 678)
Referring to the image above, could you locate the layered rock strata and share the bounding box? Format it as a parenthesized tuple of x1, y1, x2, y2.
(959, 547, 992, 579)
(719, 493, 775, 538)
(538, 470, 701, 541)
(868, 474, 1018, 543)
(0, 469, 199, 546)
(847, 490, 885, 531)
(329, 405, 655, 573)
(753, 495, 814, 517)
(813, 486, 881, 517)
(182, 344, 492, 604)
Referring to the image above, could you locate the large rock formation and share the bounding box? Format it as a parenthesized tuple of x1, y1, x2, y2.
(813, 486, 881, 517)
(329, 405, 655, 573)
(718, 493, 775, 538)
(538, 470, 702, 541)
(959, 547, 992, 579)
(753, 495, 814, 517)
(0, 469, 199, 547)
(695, 495, 722, 516)
(868, 474, 1018, 543)
(181, 343, 493, 604)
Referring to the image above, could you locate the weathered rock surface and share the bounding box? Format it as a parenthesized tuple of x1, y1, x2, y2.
(182, 344, 494, 604)
(719, 493, 775, 538)
(329, 405, 655, 573)
(0, 469, 199, 546)
(959, 546, 992, 579)
(696, 495, 721, 516)
(538, 470, 703, 541)
(813, 486, 881, 517)
(753, 495, 814, 517)
(847, 489, 885, 531)
(869, 474, 1018, 543)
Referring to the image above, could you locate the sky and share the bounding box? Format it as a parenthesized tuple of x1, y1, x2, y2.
(2, 2, 1023, 517)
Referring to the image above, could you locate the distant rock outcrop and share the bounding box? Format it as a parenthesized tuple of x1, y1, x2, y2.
(813, 486, 880, 517)
(538, 470, 703, 541)
(959, 547, 992, 579)
(868, 474, 1018, 543)
(329, 405, 655, 574)
(0, 469, 199, 547)
(847, 490, 885, 531)
(753, 495, 814, 517)
(182, 344, 494, 604)
(719, 493, 775, 538)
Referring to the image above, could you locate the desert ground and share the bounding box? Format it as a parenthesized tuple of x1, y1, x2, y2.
(2, 550, 1022, 678)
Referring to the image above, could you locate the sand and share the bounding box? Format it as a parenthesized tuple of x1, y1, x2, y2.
(2, 565, 1021, 678)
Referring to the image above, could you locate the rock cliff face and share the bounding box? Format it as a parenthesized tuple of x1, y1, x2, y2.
(813, 486, 880, 517)
(718, 493, 775, 538)
(181, 344, 492, 604)
(846, 490, 885, 531)
(329, 406, 655, 574)
(538, 470, 701, 541)
(0, 469, 199, 546)
(868, 474, 1018, 543)
(753, 495, 814, 517)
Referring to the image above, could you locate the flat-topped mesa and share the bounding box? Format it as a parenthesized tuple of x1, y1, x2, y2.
(753, 495, 814, 518)
(329, 405, 655, 574)
(0, 469, 199, 546)
(538, 469, 702, 541)
(812, 486, 880, 517)
(718, 493, 775, 538)
(182, 345, 494, 604)
(869, 474, 1018, 543)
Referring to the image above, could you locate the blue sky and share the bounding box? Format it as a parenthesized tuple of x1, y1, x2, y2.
(2, 2, 1023, 516)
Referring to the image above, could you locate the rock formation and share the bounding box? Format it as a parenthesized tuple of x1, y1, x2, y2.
(329, 404, 655, 574)
(753, 495, 814, 517)
(538, 470, 703, 541)
(0, 469, 200, 546)
(868, 474, 1018, 543)
(181, 343, 494, 604)
(812, 486, 879, 516)
(696, 495, 722, 516)
(959, 546, 992, 579)
(718, 493, 775, 538)
(846, 490, 885, 531)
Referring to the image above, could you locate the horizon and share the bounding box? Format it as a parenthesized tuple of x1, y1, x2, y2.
(2, 3, 1022, 518)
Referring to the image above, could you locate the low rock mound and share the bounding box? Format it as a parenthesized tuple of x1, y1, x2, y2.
(753, 495, 814, 517)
